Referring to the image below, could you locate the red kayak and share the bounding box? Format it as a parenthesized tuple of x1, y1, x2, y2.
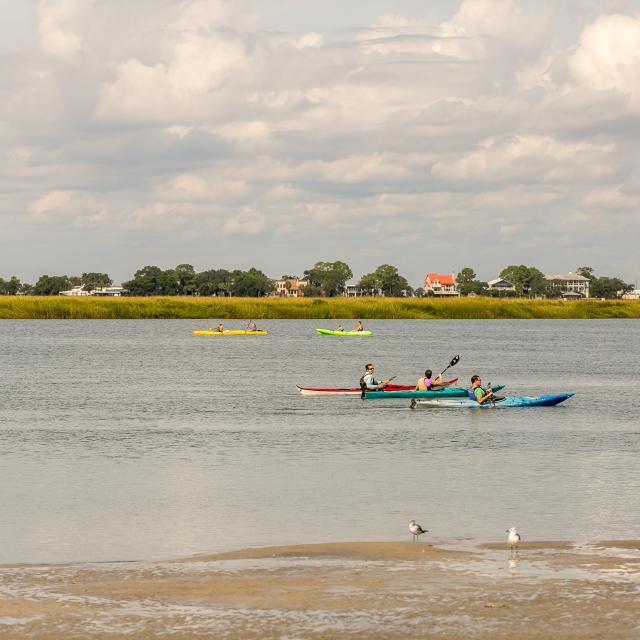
(297, 378, 459, 396)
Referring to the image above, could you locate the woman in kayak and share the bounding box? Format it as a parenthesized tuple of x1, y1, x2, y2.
(216, 323, 224, 333)
(415, 369, 443, 391)
(335, 324, 344, 332)
(246, 320, 257, 331)
(353, 321, 365, 332)
(360, 363, 390, 391)
(469, 375, 494, 404)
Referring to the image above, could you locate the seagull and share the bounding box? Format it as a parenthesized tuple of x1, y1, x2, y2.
(506, 527, 521, 551)
(409, 520, 428, 542)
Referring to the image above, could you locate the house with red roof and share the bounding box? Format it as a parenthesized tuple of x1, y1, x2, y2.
(424, 273, 460, 297)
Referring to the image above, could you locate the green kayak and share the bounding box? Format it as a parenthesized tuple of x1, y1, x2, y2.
(364, 385, 505, 399)
(316, 328, 372, 336)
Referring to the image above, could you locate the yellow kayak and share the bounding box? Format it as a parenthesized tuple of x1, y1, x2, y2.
(192, 329, 268, 335)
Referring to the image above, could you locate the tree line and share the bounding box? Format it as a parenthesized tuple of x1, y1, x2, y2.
(0, 262, 634, 298)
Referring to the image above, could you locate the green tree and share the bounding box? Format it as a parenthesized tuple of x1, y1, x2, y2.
(358, 264, 411, 297)
(195, 269, 232, 296)
(576, 266, 595, 281)
(123, 266, 179, 296)
(230, 268, 275, 297)
(499, 265, 544, 296)
(81, 272, 112, 291)
(0, 276, 21, 295)
(175, 264, 196, 295)
(456, 267, 487, 296)
(591, 276, 631, 299)
(303, 261, 353, 297)
(32, 275, 73, 295)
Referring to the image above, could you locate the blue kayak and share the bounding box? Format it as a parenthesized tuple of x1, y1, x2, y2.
(413, 393, 574, 408)
(364, 385, 505, 399)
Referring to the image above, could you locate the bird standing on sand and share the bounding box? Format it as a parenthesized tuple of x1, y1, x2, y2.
(506, 527, 521, 551)
(409, 520, 428, 542)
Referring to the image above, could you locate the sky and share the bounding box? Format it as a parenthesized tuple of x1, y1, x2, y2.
(1, 0, 639, 287)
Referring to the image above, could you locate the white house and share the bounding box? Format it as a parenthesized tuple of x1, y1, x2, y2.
(544, 273, 590, 298)
(487, 277, 515, 292)
(92, 285, 127, 297)
(60, 286, 91, 296)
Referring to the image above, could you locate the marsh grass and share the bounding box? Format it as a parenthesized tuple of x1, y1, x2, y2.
(0, 296, 638, 319)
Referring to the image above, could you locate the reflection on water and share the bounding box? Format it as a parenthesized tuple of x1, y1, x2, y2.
(0, 319, 639, 563)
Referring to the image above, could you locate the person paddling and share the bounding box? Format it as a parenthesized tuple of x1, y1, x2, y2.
(353, 321, 365, 332)
(360, 363, 390, 391)
(246, 320, 257, 331)
(469, 375, 494, 404)
(415, 369, 443, 391)
(216, 323, 225, 333)
(335, 324, 344, 332)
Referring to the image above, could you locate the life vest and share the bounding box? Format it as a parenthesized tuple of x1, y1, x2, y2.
(468, 386, 485, 400)
(418, 377, 434, 390)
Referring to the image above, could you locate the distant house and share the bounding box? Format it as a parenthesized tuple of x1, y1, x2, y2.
(621, 289, 640, 300)
(345, 284, 382, 297)
(92, 285, 127, 297)
(424, 273, 459, 297)
(60, 286, 91, 296)
(273, 277, 308, 298)
(487, 277, 515, 292)
(544, 273, 590, 298)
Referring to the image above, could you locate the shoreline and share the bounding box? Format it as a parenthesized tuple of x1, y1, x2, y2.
(0, 296, 639, 320)
(2, 540, 639, 639)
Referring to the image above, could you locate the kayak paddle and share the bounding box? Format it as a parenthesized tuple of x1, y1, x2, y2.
(438, 355, 460, 379)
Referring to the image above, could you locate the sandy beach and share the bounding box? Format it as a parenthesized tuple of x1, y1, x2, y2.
(1, 540, 639, 639)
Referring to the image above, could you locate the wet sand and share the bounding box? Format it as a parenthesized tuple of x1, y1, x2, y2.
(1, 540, 639, 639)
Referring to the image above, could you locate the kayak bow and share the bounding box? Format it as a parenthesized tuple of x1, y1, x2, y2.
(413, 393, 574, 408)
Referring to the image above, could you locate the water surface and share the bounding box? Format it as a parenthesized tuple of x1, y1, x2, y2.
(1, 319, 638, 563)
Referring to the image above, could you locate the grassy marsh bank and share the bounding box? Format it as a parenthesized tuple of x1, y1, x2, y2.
(0, 296, 638, 319)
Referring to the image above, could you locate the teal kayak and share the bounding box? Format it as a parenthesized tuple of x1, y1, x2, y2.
(316, 328, 372, 336)
(413, 394, 574, 408)
(364, 385, 505, 399)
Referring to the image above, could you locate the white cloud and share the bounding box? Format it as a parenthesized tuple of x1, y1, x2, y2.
(37, 0, 83, 58)
(2, 1, 640, 282)
(569, 14, 640, 107)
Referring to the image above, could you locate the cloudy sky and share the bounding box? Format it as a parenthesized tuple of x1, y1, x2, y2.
(2, 0, 639, 286)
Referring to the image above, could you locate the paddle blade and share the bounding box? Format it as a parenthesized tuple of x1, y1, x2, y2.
(449, 355, 460, 368)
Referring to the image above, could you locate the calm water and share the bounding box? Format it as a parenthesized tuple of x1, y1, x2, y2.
(0, 319, 638, 564)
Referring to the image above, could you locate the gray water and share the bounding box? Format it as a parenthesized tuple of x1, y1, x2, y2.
(0, 319, 638, 564)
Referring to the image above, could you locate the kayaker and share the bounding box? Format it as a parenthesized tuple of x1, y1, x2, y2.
(469, 375, 494, 404)
(246, 320, 257, 331)
(216, 323, 224, 333)
(335, 324, 344, 332)
(360, 363, 390, 391)
(354, 321, 365, 332)
(415, 369, 443, 391)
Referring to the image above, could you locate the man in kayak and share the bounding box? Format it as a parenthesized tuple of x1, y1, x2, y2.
(469, 375, 494, 404)
(354, 321, 365, 332)
(216, 323, 225, 333)
(335, 324, 344, 332)
(415, 369, 443, 391)
(360, 363, 390, 391)
(246, 320, 257, 331)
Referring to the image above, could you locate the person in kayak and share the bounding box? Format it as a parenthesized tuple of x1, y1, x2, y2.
(216, 323, 225, 333)
(360, 363, 390, 391)
(246, 320, 257, 331)
(469, 375, 494, 404)
(415, 369, 443, 391)
(354, 321, 365, 332)
(335, 324, 344, 332)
